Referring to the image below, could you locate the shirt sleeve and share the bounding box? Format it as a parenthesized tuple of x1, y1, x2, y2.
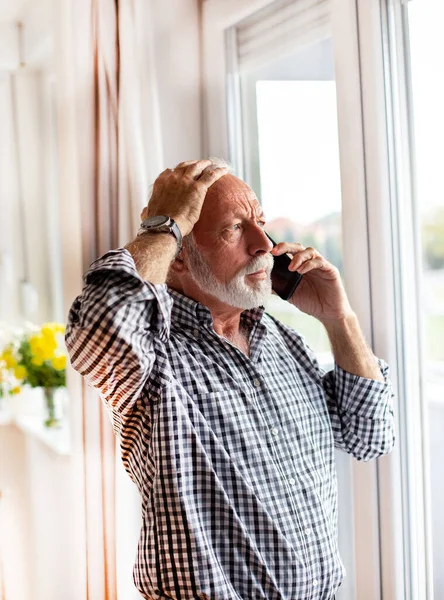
(321, 358, 396, 461)
(65, 248, 173, 427)
(270, 317, 396, 462)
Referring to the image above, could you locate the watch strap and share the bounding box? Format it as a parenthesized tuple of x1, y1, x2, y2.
(137, 216, 183, 255)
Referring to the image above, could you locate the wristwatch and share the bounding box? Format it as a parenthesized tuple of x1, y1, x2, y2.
(137, 215, 183, 254)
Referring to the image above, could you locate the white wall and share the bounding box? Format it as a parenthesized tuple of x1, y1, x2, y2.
(0, 425, 33, 600)
(0, 23, 18, 69)
(151, 0, 202, 166)
(26, 436, 72, 600)
(0, 72, 22, 323)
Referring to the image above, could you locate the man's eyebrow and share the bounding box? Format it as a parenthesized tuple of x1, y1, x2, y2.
(228, 210, 267, 220)
(219, 210, 267, 227)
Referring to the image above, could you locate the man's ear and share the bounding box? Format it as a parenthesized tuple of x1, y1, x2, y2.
(170, 247, 188, 275)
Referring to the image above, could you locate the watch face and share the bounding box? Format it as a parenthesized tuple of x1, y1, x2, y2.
(143, 215, 169, 228)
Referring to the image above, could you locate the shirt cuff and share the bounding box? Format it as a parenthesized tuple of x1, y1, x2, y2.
(333, 358, 394, 420)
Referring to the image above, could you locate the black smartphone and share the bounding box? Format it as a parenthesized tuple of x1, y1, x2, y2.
(266, 233, 303, 301)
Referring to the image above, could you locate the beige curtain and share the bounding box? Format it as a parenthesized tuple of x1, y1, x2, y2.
(59, 0, 164, 598)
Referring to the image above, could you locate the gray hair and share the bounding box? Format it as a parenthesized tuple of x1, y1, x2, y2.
(205, 156, 233, 173)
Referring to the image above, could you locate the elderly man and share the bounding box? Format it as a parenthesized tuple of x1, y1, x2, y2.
(66, 159, 395, 600)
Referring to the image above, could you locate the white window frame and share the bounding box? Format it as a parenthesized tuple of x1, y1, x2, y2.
(380, 0, 434, 598)
(202, 1, 407, 598)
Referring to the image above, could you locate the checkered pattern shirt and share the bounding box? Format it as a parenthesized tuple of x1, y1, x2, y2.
(66, 248, 395, 600)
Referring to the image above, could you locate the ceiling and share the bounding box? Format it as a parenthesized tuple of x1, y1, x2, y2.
(0, 0, 29, 23)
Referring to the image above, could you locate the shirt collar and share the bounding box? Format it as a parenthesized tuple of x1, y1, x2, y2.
(168, 288, 266, 331)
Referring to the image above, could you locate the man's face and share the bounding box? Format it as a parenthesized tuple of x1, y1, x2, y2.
(184, 174, 274, 309)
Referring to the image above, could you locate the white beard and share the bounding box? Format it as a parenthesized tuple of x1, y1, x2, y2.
(185, 235, 273, 310)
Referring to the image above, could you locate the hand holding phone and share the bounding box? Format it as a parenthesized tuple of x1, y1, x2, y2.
(266, 233, 303, 301)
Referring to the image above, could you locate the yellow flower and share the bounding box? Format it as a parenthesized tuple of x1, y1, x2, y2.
(31, 355, 44, 366)
(13, 365, 27, 380)
(42, 322, 65, 336)
(52, 355, 67, 371)
(10, 386, 21, 395)
(41, 326, 56, 340)
(42, 340, 57, 360)
(0, 349, 16, 369)
(29, 334, 57, 361)
(29, 334, 42, 353)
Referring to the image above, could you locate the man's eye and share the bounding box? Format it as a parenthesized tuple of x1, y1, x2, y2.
(258, 221, 266, 228)
(232, 223, 241, 231)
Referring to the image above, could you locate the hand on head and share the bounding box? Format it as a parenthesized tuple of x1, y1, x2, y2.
(142, 159, 229, 236)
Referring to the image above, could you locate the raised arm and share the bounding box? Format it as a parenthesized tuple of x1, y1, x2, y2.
(65, 160, 228, 429)
(126, 159, 229, 282)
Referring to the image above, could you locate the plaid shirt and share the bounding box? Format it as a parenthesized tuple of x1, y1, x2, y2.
(66, 248, 395, 600)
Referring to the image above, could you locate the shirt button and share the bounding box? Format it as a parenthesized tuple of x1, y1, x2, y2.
(313, 579, 319, 587)
(304, 528, 312, 536)
(271, 427, 279, 436)
(288, 477, 296, 486)
(193, 328, 199, 337)
(253, 378, 261, 388)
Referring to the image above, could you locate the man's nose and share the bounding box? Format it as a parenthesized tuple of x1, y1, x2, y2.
(248, 225, 274, 255)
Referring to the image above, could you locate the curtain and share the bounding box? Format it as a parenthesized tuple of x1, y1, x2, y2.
(64, 0, 164, 598)
(115, 4, 164, 598)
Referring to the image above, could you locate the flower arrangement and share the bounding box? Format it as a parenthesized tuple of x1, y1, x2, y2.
(0, 322, 67, 426)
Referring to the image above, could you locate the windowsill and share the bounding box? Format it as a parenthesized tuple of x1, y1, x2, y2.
(0, 388, 71, 456)
(14, 414, 71, 456)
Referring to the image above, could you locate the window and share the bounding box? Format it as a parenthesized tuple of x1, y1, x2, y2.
(227, 4, 340, 364)
(383, 0, 444, 597)
(407, 2, 444, 596)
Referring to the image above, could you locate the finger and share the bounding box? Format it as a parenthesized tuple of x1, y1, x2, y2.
(288, 248, 319, 271)
(184, 159, 214, 178)
(156, 167, 174, 180)
(295, 257, 326, 274)
(271, 242, 306, 256)
(197, 166, 229, 188)
(175, 160, 199, 169)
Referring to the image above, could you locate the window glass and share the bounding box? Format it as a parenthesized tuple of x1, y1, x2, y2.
(408, 2, 444, 595)
(256, 78, 342, 361)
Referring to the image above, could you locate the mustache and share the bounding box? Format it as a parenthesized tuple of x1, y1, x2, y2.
(243, 253, 274, 276)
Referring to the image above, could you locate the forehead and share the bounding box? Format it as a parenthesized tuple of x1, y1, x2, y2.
(199, 174, 261, 224)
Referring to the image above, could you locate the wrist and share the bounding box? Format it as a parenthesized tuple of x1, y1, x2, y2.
(145, 212, 192, 237)
(170, 216, 192, 237)
(138, 215, 184, 255)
